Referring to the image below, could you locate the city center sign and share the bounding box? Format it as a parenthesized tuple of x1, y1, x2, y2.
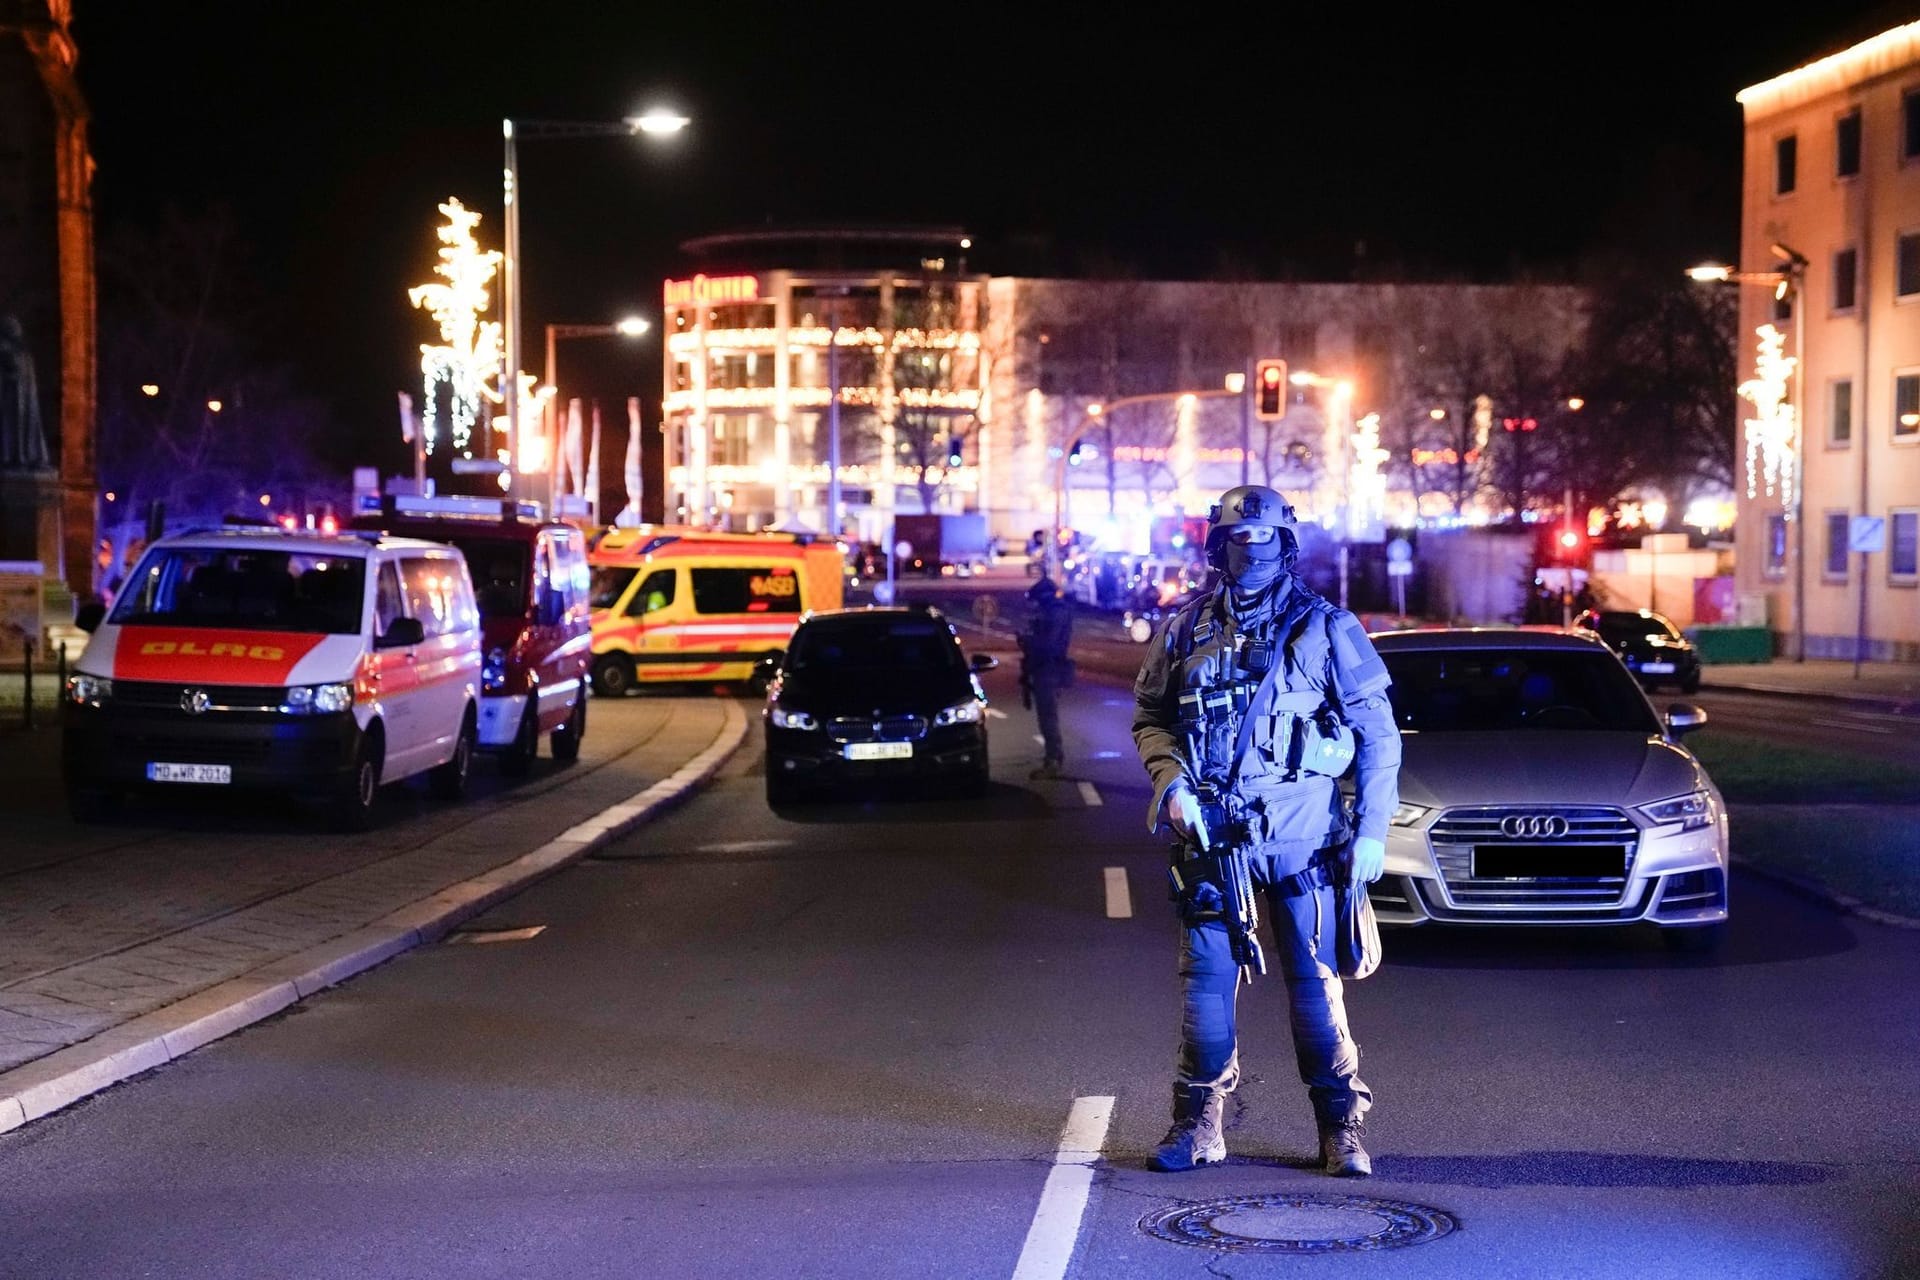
(663, 274, 762, 308)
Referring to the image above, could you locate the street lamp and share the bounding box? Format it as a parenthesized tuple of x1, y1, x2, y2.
(502, 109, 689, 508)
(1688, 241, 1808, 660)
(542, 316, 651, 513)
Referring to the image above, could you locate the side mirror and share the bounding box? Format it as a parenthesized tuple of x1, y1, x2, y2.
(75, 601, 106, 634)
(378, 616, 425, 649)
(970, 652, 999, 671)
(1665, 703, 1708, 736)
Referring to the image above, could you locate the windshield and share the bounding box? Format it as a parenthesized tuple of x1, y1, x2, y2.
(1381, 649, 1660, 733)
(1597, 614, 1681, 642)
(590, 566, 638, 610)
(110, 548, 366, 634)
(788, 618, 964, 673)
(451, 538, 531, 619)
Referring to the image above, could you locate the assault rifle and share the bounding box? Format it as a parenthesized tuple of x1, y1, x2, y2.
(1168, 781, 1267, 984)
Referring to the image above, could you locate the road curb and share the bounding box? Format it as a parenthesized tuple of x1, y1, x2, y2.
(0, 700, 750, 1136)
(1732, 854, 1920, 931)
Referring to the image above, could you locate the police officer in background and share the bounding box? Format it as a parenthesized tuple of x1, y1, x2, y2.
(1019, 574, 1074, 779)
(1132, 485, 1401, 1177)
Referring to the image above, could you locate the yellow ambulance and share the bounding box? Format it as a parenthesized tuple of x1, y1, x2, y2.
(586, 529, 844, 694)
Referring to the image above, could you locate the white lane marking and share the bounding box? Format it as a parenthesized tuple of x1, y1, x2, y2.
(1011, 1096, 1115, 1280)
(446, 926, 546, 945)
(695, 839, 795, 853)
(1809, 717, 1895, 734)
(986, 707, 1009, 720)
(1078, 781, 1103, 807)
(1103, 867, 1131, 918)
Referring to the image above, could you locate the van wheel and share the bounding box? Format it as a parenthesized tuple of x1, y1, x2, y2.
(551, 692, 586, 763)
(429, 709, 476, 801)
(592, 655, 634, 698)
(499, 704, 538, 776)
(333, 732, 383, 832)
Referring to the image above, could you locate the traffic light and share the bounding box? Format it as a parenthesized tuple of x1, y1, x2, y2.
(1556, 527, 1586, 559)
(1255, 359, 1288, 420)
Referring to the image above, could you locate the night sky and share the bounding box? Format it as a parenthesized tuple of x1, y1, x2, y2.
(69, 1, 1916, 478)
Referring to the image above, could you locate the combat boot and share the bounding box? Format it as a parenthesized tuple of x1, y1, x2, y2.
(1318, 1117, 1371, 1177)
(1149, 1086, 1226, 1171)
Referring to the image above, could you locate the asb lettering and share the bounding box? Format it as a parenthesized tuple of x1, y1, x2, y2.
(749, 572, 797, 598)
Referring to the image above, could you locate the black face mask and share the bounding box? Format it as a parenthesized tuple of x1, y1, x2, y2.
(1223, 539, 1286, 591)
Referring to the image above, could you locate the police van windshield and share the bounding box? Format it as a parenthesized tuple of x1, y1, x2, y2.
(110, 548, 366, 634)
(1380, 650, 1660, 733)
(788, 618, 963, 672)
(449, 537, 529, 619)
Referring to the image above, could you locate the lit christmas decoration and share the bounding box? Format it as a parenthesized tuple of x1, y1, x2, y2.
(1347, 411, 1390, 539)
(408, 199, 503, 456)
(1737, 323, 1798, 511)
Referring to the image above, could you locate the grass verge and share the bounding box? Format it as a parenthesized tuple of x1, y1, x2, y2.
(1687, 733, 1920, 804)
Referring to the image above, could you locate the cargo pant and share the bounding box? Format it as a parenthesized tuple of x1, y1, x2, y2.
(1176, 845, 1371, 1127)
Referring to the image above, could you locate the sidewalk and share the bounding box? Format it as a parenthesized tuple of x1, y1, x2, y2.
(0, 695, 748, 1133)
(1700, 658, 1920, 709)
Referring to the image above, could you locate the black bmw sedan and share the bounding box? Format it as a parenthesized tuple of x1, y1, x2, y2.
(762, 605, 996, 806)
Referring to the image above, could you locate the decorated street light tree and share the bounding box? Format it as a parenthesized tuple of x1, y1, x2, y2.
(406, 199, 549, 492)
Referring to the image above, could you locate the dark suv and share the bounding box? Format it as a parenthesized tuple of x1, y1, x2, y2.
(762, 605, 996, 805)
(1574, 609, 1702, 694)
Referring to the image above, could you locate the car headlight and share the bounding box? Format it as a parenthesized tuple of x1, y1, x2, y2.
(934, 700, 984, 726)
(770, 707, 819, 731)
(482, 647, 507, 693)
(1390, 801, 1432, 827)
(283, 682, 354, 715)
(1638, 790, 1714, 832)
(65, 673, 112, 707)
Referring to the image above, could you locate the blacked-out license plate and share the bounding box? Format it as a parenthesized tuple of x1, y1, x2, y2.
(1472, 845, 1625, 879)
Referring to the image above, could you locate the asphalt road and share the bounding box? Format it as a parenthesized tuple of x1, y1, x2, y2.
(0, 655, 1916, 1279)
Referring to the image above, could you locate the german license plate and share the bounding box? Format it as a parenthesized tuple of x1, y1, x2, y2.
(1641, 661, 1675, 674)
(1473, 845, 1624, 879)
(147, 762, 232, 784)
(844, 742, 912, 761)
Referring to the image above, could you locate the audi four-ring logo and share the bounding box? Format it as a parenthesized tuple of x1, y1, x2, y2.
(1501, 814, 1569, 839)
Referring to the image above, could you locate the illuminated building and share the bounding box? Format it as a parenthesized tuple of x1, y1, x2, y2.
(1736, 20, 1920, 660)
(664, 227, 1585, 551)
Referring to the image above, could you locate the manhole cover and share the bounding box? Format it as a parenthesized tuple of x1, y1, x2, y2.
(1140, 1192, 1458, 1254)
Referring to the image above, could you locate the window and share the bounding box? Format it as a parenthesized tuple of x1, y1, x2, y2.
(1899, 232, 1920, 298)
(1905, 89, 1920, 159)
(1826, 512, 1851, 579)
(1833, 248, 1858, 311)
(625, 569, 676, 617)
(107, 548, 366, 635)
(690, 566, 803, 614)
(375, 562, 405, 636)
(1896, 371, 1920, 440)
(1775, 134, 1797, 194)
(1891, 509, 1919, 581)
(590, 565, 637, 611)
(401, 556, 475, 637)
(1831, 378, 1853, 446)
(1837, 109, 1862, 177)
(1764, 515, 1789, 579)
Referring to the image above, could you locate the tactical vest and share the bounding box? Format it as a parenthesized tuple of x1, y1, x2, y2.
(1167, 585, 1350, 792)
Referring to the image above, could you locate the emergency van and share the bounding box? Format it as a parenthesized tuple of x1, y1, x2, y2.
(351, 495, 591, 774)
(63, 527, 483, 829)
(587, 529, 844, 695)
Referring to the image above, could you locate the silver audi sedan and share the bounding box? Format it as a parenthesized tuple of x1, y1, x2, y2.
(1364, 627, 1729, 952)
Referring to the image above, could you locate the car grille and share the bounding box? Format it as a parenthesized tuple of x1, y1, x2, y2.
(1429, 805, 1638, 910)
(114, 680, 287, 712)
(120, 730, 275, 764)
(826, 714, 928, 743)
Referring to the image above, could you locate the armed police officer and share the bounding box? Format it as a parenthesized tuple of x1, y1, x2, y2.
(1132, 485, 1401, 1177)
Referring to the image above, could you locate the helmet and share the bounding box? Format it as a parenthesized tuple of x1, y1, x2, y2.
(1204, 485, 1300, 568)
